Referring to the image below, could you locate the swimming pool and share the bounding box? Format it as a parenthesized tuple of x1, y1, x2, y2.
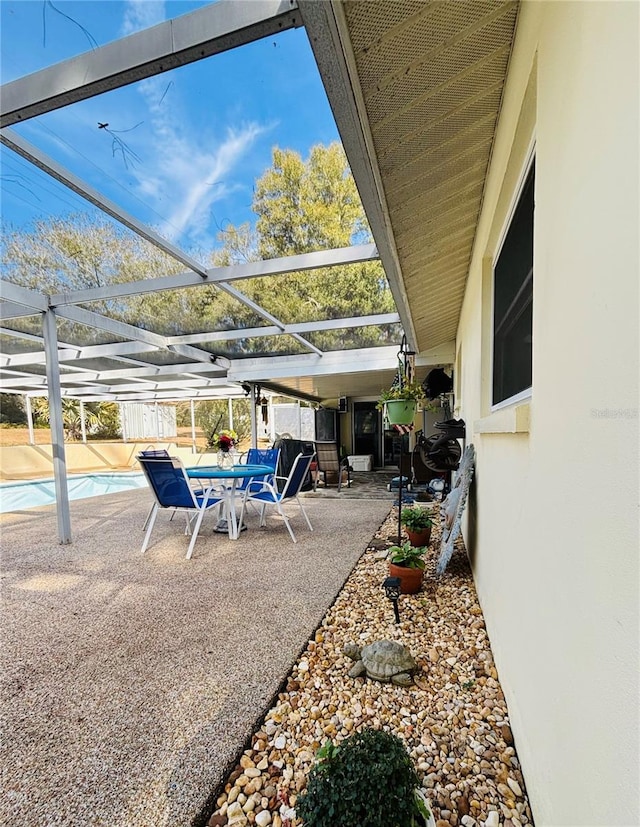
(0, 472, 147, 514)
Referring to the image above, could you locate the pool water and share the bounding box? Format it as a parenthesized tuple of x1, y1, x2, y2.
(0, 472, 147, 513)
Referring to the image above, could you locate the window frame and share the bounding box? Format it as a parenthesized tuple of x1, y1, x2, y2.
(490, 149, 535, 411)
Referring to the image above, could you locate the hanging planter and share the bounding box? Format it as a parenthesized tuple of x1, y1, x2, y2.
(376, 378, 424, 425)
(383, 399, 417, 425)
(376, 335, 424, 425)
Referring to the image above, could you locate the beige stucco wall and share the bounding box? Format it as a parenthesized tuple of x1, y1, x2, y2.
(455, 2, 639, 825)
(0, 443, 220, 481)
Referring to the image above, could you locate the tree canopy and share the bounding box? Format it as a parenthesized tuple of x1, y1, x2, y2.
(1, 143, 397, 354)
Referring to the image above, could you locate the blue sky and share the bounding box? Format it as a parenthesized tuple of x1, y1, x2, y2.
(0, 0, 340, 253)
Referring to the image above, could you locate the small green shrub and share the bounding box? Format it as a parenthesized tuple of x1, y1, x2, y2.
(388, 541, 427, 570)
(296, 728, 426, 827)
(400, 506, 433, 531)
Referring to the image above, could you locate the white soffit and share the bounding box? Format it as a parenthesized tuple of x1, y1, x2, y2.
(304, 0, 519, 352)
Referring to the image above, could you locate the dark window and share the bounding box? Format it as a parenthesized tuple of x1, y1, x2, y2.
(493, 162, 535, 405)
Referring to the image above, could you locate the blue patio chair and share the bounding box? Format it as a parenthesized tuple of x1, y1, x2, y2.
(237, 452, 314, 543)
(138, 456, 223, 559)
(138, 449, 172, 530)
(237, 447, 280, 491)
(138, 449, 206, 528)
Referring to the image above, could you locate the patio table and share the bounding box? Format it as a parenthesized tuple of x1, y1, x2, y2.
(186, 464, 274, 540)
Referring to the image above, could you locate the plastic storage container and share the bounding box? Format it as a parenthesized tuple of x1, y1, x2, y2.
(348, 455, 373, 471)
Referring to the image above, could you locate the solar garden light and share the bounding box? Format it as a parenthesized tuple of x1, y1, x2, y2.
(383, 576, 402, 623)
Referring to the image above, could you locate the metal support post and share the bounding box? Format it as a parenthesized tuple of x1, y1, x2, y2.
(190, 399, 197, 453)
(25, 395, 35, 445)
(250, 385, 257, 447)
(80, 400, 87, 443)
(42, 309, 71, 544)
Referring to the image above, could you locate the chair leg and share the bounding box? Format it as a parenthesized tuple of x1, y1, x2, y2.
(185, 507, 207, 560)
(276, 501, 297, 543)
(238, 496, 248, 535)
(295, 495, 314, 532)
(184, 512, 195, 535)
(141, 504, 159, 553)
(142, 502, 155, 531)
(144, 503, 177, 531)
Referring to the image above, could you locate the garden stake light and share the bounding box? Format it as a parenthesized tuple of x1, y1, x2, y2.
(383, 576, 401, 623)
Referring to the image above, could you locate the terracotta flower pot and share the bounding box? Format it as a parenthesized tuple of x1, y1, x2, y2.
(388, 562, 424, 594)
(405, 527, 431, 547)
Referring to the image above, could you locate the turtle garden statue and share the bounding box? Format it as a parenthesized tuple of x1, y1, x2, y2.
(343, 640, 418, 686)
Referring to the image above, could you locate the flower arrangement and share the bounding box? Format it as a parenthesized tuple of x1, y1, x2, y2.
(210, 428, 237, 452)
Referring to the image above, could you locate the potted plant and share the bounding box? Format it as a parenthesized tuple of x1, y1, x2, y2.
(400, 506, 433, 546)
(376, 378, 425, 425)
(387, 541, 427, 594)
(295, 728, 435, 827)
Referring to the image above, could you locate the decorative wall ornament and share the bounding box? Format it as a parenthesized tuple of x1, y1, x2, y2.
(436, 444, 476, 576)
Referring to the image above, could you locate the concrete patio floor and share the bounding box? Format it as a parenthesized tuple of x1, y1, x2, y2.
(0, 485, 393, 826)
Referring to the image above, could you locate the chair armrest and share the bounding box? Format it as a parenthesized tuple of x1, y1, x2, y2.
(243, 478, 278, 499)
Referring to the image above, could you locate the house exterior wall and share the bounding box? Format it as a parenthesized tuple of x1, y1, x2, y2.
(455, 2, 639, 825)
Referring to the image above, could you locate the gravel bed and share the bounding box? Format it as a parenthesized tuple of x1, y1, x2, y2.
(206, 506, 534, 827)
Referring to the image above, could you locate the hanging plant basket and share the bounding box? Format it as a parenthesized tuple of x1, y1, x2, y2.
(384, 399, 417, 425)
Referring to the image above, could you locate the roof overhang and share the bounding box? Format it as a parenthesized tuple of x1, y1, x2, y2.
(300, 0, 519, 353)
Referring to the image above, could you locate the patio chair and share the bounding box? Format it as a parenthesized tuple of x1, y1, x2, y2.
(138, 449, 205, 529)
(237, 452, 314, 543)
(138, 455, 223, 559)
(138, 449, 172, 530)
(237, 447, 280, 488)
(313, 441, 352, 492)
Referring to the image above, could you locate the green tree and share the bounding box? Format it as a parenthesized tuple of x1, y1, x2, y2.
(0, 213, 194, 342)
(189, 399, 251, 448)
(1, 214, 184, 294)
(1, 143, 398, 357)
(209, 143, 397, 352)
(30, 397, 120, 441)
(93, 403, 121, 439)
(0, 393, 26, 425)
(254, 143, 368, 257)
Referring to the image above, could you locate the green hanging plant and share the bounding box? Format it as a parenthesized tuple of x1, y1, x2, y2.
(376, 378, 425, 410)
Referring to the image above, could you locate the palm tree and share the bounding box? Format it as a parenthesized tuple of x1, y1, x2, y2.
(30, 398, 103, 441)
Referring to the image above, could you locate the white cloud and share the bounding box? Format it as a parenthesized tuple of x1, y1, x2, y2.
(121, 0, 166, 36)
(129, 76, 271, 248)
(114, 4, 273, 250)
